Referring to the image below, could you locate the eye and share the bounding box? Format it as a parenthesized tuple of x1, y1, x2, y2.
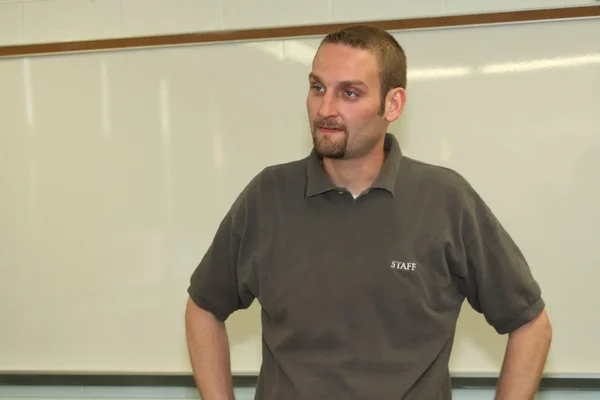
(344, 90, 358, 98)
(309, 81, 325, 92)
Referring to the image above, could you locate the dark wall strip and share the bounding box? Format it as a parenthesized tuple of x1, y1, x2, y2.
(1, 374, 599, 390)
(0, 6, 599, 58)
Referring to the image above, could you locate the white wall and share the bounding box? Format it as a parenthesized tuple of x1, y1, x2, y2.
(1, 0, 600, 399)
(0, 0, 597, 47)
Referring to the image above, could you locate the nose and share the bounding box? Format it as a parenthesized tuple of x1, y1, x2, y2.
(317, 93, 338, 119)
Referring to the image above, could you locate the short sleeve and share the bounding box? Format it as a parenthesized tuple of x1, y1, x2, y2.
(459, 205, 545, 335)
(187, 187, 257, 322)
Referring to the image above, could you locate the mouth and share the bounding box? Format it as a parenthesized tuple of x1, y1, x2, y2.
(318, 126, 344, 134)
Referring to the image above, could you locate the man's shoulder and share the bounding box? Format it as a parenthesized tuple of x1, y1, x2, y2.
(240, 156, 309, 198)
(402, 156, 474, 193)
(401, 156, 490, 216)
(262, 156, 309, 178)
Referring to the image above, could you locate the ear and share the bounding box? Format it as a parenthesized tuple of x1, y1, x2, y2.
(384, 87, 407, 123)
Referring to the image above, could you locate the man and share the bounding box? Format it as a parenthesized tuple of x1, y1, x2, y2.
(185, 24, 552, 399)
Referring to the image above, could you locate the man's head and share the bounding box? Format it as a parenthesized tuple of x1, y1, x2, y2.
(307, 24, 407, 159)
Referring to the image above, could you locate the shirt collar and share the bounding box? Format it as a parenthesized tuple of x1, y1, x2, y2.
(305, 133, 403, 198)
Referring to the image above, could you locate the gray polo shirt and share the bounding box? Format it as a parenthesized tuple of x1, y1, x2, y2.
(188, 133, 544, 399)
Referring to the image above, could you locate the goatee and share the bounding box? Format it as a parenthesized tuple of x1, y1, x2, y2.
(312, 124, 348, 159)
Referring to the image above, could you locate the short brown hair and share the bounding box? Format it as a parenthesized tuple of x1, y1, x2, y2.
(320, 24, 407, 114)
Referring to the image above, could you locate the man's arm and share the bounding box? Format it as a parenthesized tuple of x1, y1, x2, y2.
(495, 308, 552, 400)
(185, 296, 235, 400)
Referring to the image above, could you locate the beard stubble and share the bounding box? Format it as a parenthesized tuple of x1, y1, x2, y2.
(311, 119, 349, 159)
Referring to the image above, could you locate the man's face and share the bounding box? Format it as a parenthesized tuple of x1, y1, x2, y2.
(306, 43, 389, 160)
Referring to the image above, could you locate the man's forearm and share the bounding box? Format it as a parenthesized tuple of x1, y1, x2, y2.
(185, 297, 235, 400)
(495, 309, 552, 400)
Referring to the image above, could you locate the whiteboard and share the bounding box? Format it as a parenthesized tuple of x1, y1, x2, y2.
(1, 16, 599, 377)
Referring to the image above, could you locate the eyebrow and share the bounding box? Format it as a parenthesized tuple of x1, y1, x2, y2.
(309, 73, 368, 89)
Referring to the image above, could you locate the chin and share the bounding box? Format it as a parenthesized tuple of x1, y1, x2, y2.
(315, 143, 347, 159)
(324, 152, 346, 160)
(312, 129, 348, 154)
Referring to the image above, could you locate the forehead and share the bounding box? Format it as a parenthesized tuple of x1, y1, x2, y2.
(311, 43, 379, 84)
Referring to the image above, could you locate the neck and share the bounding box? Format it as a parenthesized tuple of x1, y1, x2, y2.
(322, 140, 386, 196)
